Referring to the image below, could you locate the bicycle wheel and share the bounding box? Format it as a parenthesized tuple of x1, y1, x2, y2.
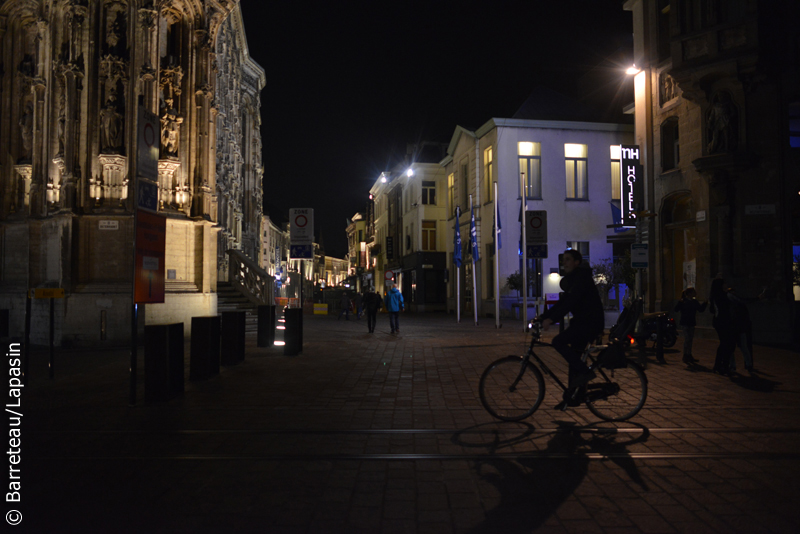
(479, 356, 545, 421)
(585, 360, 648, 422)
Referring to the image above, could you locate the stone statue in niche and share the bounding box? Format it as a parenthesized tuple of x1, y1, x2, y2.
(706, 91, 737, 154)
(57, 93, 66, 156)
(661, 73, 677, 105)
(99, 90, 124, 153)
(18, 102, 34, 162)
(160, 107, 183, 158)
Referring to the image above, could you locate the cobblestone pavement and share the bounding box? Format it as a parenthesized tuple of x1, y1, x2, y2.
(17, 312, 800, 533)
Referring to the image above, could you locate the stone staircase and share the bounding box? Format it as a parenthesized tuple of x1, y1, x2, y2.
(216, 281, 259, 333)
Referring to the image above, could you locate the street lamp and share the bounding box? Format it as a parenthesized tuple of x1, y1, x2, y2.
(626, 64, 641, 75)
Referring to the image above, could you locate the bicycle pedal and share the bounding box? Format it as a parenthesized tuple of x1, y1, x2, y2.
(553, 400, 569, 412)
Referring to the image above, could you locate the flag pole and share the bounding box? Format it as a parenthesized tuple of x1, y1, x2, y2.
(470, 195, 478, 326)
(520, 172, 528, 331)
(455, 207, 461, 323)
(494, 181, 500, 329)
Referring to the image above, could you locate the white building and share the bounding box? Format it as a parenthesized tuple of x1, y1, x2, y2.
(442, 109, 633, 319)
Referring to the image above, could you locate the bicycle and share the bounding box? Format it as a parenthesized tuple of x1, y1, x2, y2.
(479, 322, 648, 422)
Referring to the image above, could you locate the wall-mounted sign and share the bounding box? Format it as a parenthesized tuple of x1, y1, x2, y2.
(620, 145, 643, 228)
(744, 204, 776, 215)
(99, 220, 119, 230)
(696, 210, 706, 222)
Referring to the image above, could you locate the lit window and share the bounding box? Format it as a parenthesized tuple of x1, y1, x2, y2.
(483, 147, 493, 202)
(422, 181, 436, 205)
(518, 142, 541, 199)
(565, 143, 588, 200)
(447, 173, 455, 215)
(610, 145, 621, 201)
(422, 221, 436, 251)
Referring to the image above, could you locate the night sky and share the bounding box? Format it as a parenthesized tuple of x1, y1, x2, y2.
(239, 0, 633, 258)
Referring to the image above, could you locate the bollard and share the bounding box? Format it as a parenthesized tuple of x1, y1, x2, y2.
(190, 316, 221, 380)
(283, 308, 303, 356)
(221, 311, 246, 365)
(144, 323, 184, 402)
(257, 305, 276, 348)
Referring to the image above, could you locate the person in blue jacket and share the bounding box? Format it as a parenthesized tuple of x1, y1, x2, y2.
(385, 283, 404, 334)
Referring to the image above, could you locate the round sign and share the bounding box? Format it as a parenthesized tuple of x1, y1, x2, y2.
(384, 271, 394, 280)
(529, 216, 543, 229)
(295, 215, 308, 227)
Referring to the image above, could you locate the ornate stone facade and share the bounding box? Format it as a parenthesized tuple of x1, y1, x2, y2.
(213, 6, 264, 282)
(0, 0, 263, 345)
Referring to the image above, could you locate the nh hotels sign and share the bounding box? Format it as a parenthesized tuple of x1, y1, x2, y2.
(620, 145, 643, 228)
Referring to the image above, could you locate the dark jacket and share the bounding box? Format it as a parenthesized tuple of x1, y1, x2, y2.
(363, 291, 383, 312)
(540, 264, 604, 335)
(673, 298, 707, 327)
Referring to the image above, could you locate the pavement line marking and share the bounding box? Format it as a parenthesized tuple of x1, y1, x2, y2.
(29, 452, 800, 461)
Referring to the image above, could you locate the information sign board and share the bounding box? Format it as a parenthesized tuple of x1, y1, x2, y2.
(289, 208, 314, 245)
(134, 210, 166, 303)
(525, 210, 547, 244)
(290, 244, 313, 259)
(631, 243, 649, 269)
(620, 145, 643, 228)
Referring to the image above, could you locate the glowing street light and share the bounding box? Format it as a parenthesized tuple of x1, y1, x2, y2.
(406, 168, 414, 177)
(626, 64, 641, 75)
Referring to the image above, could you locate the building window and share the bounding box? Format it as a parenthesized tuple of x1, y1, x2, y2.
(422, 221, 436, 251)
(483, 147, 493, 202)
(564, 143, 588, 200)
(518, 142, 541, 199)
(610, 145, 621, 200)
(461, 161, 469, 206)
(790, 101, 800, 148)
(422, 181, 436, 205)
(566, 241, 590, 265)
(661, 118, 680, 171)
(447, 173, 455, 215)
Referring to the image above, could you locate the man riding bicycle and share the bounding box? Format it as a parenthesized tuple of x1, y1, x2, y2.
(534, 249, 604, 408)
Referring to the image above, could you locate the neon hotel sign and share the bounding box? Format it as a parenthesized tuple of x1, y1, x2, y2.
(620, 145, 643, 228)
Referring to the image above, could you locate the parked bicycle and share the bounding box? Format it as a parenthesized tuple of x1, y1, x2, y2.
(479, 322, 648, 422)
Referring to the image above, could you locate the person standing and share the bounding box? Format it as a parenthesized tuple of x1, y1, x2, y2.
(709, 277, 736, 375)
(353, 291, 364, 320)
(385, 283, 404, 334)
(338, 292, 352, 321)
(728, 288, 756, 373)
(363, 288, 383, 333)
(673, 287, 707, 365)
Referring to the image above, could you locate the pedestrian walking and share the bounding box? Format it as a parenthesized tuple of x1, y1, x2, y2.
(353, 292, 363, 320)
(338, 292, 352, 321)
(363, 288, 383, 334)
(384, 283, 404, 334)
(728, 287, 757, 373)
(709, 277, 736, 376)
(673, 287, 707, 365)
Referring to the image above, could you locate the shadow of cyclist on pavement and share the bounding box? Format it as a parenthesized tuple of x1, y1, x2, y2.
(463, 421, 650, 534)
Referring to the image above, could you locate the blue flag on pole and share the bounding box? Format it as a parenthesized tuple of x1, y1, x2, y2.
(494, 204, 502, 249)
(470, 203, 479, 262)
(453, 206, 462, 267)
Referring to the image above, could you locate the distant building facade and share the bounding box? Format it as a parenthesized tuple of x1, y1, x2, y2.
(623, 0, 800, 342)
(442, 115, 633, 319)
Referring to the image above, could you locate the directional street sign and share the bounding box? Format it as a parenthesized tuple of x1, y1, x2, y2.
(290, 244, 313, 259)
(526, 210, 547, 244)
(527, 244, 548, 259)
